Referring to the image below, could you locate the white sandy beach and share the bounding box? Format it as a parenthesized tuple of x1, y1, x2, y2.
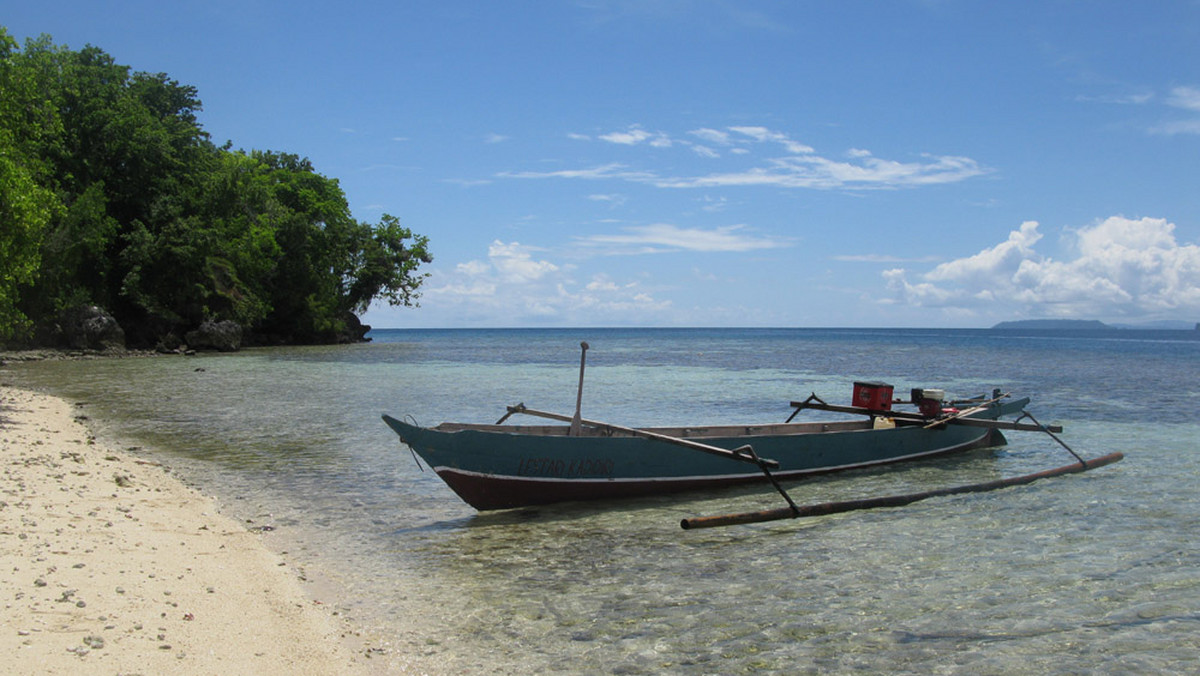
(0, 384, 392, 675)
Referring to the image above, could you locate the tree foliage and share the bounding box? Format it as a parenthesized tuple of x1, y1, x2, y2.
(0, 28, 430, 346)
(0, 31, 60, 337)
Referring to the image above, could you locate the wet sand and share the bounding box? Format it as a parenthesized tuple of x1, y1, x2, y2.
(0, 384, 384, 675)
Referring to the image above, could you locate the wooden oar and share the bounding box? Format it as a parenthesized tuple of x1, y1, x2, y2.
(922, 391, 1009, 429)
(680, 451, 1124, 530)
(502, 404, 780, 469)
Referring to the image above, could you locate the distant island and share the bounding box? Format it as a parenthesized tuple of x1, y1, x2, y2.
(992, 319, 1110, 330)
(992, 319, 1198, 330)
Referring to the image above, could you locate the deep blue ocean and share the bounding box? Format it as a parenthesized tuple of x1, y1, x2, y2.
(6, 327, 1199, 674)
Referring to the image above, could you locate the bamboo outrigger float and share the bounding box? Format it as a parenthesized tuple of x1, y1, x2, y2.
(382, 343, 1123, 528)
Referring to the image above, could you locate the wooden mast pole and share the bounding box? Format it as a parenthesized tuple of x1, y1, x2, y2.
(570, 341, 589, 436)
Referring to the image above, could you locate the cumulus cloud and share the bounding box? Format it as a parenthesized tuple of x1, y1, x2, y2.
(423, 241, 671, 324)
(505, 124, 987, 190)
(884, 216, 1200, 320)
(418, 223, 782, 324)
(487, 241, 559, 283)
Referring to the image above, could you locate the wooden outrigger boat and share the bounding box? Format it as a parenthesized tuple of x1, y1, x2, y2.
(384, 391, 1033, 512)
(383, 345, 1122, 526)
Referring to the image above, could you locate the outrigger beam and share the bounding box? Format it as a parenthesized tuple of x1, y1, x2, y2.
(681, 451, 1124, 530)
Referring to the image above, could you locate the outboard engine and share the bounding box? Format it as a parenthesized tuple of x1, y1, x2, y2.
(911, 387, 946, 418)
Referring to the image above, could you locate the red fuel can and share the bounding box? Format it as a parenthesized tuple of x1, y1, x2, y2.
(852, 381, 894, 411)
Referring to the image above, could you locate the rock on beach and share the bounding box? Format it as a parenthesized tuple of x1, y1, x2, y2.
(0, 385, 378, 675)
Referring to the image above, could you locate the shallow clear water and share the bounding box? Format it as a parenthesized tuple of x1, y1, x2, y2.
(6, 328, 1199, 674)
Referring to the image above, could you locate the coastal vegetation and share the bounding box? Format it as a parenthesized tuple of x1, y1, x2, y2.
(0, 28, 430, 349)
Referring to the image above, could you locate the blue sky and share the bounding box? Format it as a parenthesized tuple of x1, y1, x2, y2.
(8, 1, 1200, 328)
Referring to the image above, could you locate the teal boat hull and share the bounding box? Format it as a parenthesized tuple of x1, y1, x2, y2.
(382, 396, 1028, 511)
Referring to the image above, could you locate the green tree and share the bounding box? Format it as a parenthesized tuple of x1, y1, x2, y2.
(1, 30, 430, 347)
(0, 29, 60, 340)
(345, 214, 431, 314)
(0, 139, 58, 340)
(120, 150, 273, 336)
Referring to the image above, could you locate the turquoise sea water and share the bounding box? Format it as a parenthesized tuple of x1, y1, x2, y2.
(5, 328, 1199, 674)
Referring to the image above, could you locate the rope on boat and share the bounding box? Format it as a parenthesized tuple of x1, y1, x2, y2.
(402, 414, 426, 471)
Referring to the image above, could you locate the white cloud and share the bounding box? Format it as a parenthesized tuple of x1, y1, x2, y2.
(689, 128, 732, 145)
(422, 241, 673, 324)
(699, 195, 728, 213)
(835, 253, 941, 264)
(924, 221, 1043, 285)
(487, 241, 559, 282)
(585, 275, 621, 292)
(1087, 84, 1200, 135)
(598, 125, 672, 147)
(652, 152, 985, 189)
(416, 222, 784, 324)
(1075, 92, 1154, 105)
(498, 162, 656, 181)
(577, 224, 789, 253)
(1151, 85, 1200, 135)
(1167, 86, 1200, 112)
(587, 193, 627, 207)
(884, 216, 1200, 320)
(512, 124, 987, 190)
(1154, 119, 1200, 135)
(456, 259, 491, 276)
(728, 126, 815, 154)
